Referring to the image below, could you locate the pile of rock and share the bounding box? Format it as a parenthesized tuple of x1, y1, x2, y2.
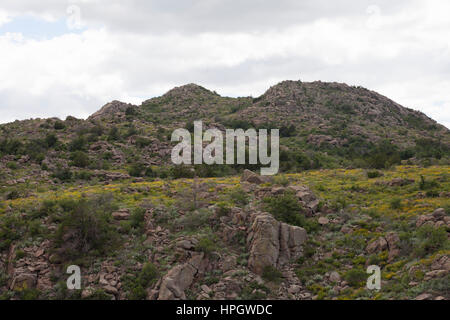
(7, 241, 53, 292)
(365, 232, 400, 262)
(416, 208, 449, 228)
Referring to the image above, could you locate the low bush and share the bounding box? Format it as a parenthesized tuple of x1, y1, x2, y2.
(195, 236, 217, 255)
(390, 198, 402, 210)
(229, 187, 249, 207)
(70, 151, 90, 168)
(262, 265, 283, 283)
(54, 194, 119, 260)
(367, 170, 382, 178)
(414, 225, 448, 257)
(344, 268, 367, 287)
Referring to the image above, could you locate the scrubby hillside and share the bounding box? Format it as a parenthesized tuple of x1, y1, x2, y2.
(0, 81, 449, 190)
(0, 81, 449, 300)
(0, 166, 449, 300)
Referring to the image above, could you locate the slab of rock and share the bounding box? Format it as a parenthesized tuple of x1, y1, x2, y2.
(247, 212, 307, 274)
(10, 273, 37, 290)
(296, 190, 316, 203)
(385, 232, 400, 262)
(366, 237, 388, 254)
(241, 169, 264, 184)
(432, 208, 446, 219)
(112, 208, 130, 220)
(415, 293, 432, 300)
(387, 178, 415, 186)
(158, 253, 205, 300)
(329, 271, 341, 283)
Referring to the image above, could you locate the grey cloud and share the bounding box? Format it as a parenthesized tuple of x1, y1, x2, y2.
(2, 0, 410, 34)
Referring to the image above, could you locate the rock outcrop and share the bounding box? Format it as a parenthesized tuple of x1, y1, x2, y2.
(241, 169, 264, 184)
(88, 100, 133, 120)
(158, 252, 206, 300)
(416, 208, 450, 228)
(247, 212, 307, 274)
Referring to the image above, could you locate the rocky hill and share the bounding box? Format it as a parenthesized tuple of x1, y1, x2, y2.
(0, 81, 449, 185)
(0, 81, 449, 300)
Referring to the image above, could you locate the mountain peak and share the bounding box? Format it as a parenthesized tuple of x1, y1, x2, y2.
(88, 100, 134, 120)
(163, 83, 217, 98)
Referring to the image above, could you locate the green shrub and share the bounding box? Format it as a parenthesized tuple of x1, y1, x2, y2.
(216, 202, 231, 217)
(54, 194, 119, 259)
(367, 170, 382, 178)
(6, 161, 18, 170)
(262, 265, 283, 283)
(229, 187, 249, 207)
(264, 192, 320, 233)
(175, 209, 212, 231)
(273, 175, 290, 186)
(414, 225, 448, 257)
(107, 127, 120, 141)
(69, 136, 87, 151)
(263, 191, 304, 225)
(128, 163, 145, 177)
(16, 288, 40, 300)
(70, 151, 90, 168)
(0, 214, 26, 251)
(45, 133, 58, 147)
(130, 208, 146, 231)
(344, 268, 367, 287)
(169, 165, 194, 179)
(52, 165, 72, 182)
(6, 190, 20, 200)
(123, 263, 159, 300)
(140, 263, 159, 287)
(74, 171, 93, 180)
(195, 236, 217, 255)
(419, 175, 440, 190)
(127, 285, 147, 300)
(390, 198, 402, 210)
(82, 288, 112, 300)
(15, 249, 25, 260)
(53, 121, 65, 130)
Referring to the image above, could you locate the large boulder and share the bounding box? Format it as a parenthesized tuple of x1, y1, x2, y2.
(10, 273, 37, 290)
(158, 253, 205, 300)
(88, 100, 133, 120)
(112, 208, 130, 220)
(385, 232, 400, 262)
(241, 169, 264, 184)
(366, 237, 388, 254)
(247, 212, 307, 274)
(241, 169, 273, 184)
(387, 178, 415, 187)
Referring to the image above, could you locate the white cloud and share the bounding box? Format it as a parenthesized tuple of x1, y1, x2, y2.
(0, 0, 449, 129)
(0, 9, 12, 26)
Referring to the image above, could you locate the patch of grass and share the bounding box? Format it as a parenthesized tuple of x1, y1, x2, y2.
(390, 198, 402, 210)
(262, 265, 283, 283)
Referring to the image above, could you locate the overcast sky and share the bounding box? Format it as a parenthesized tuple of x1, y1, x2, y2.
(0, 0, 449, 128)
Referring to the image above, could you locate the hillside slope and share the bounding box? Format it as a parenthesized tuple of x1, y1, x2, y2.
(0, 81, 449, 300)
(0, 81, 449, 186)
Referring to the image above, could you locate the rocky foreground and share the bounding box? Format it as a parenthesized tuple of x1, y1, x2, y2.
(1, 166, 449, 300)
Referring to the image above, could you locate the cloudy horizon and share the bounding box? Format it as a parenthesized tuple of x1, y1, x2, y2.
(0, 0, 449, 128)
